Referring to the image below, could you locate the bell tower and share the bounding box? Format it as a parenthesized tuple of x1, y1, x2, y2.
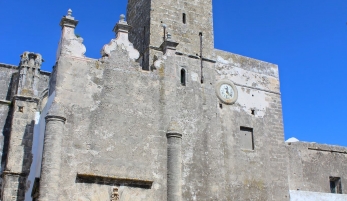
(127, 0, 214, 70)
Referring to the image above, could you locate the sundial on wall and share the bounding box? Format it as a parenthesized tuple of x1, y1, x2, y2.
(215, 79, 238, 105)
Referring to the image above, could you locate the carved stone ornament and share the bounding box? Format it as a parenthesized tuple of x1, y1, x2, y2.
(20, 52, 29, 66)
(101, 14, 140, 61)
(110, 187, 120, 201)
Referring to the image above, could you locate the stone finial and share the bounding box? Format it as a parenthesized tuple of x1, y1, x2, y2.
(113, 14, 132, 34)
(120, 14, 125, 22)
(60, 8, 79, 28)
(67, 9, 72, 17)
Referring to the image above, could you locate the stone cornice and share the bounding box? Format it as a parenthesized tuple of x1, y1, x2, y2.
(13, 95, 40, 103)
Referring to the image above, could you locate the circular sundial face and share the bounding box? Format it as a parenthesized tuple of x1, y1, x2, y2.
(215, 80, 238, 105)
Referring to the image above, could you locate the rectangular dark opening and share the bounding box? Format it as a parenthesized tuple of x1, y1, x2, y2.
(18, 106, 24, 112)
(240, 127, 254, 150)
(330, 177, 342, 194)
(183, 13, 186, 24)
(180, 68, 186, 86)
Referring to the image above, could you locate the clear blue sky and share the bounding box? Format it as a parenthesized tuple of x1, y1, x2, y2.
(1, 1, 347, 146)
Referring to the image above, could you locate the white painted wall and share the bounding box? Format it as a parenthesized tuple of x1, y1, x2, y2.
(290, 190, 347, 201)
(25, 91, 55, 201)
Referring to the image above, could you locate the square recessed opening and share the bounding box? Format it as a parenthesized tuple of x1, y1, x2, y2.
(330, 177, 342, 194)
(18, 106, 24, 112)
(239, 127, 254, 150)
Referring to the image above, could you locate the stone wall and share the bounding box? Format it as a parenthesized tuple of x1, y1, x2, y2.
(46, 42, 289, 201)
(286, 142, 347, 194)
(0, 63, 18, 168)
(127, 0, 151, 56)
(214, 49, 289, 200)
(0, 62, 50, 201)
(127, 0, 214, 70)
(32, 3, 291, 200)
(149, 0, 214, 58)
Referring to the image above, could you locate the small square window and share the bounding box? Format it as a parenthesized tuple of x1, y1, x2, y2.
(330, 177, 342, 194)
(18, 106, 24, 112)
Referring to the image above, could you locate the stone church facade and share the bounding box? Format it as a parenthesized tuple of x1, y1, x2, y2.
(0, 1, 346, 200)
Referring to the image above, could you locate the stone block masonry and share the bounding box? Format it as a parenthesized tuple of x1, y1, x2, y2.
(0, 59, 49, 200)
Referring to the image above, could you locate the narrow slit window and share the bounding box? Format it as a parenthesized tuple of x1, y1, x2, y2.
(183, 13, 186, 24)
(180, 68, 186, 86)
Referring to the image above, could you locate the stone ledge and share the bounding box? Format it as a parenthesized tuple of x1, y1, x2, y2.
(2, 170, 27, 176)
(76, 173, 153, 189)
(13, 95, 40, 103)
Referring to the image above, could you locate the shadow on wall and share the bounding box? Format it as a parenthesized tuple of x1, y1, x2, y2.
(5, 73, 16, 101)
(0, 118, 35, 199)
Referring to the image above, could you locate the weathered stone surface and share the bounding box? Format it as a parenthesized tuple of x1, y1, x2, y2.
(287, 142, 347, 193)
(0, 1, 347, 201)
(0, 58, 49, 200)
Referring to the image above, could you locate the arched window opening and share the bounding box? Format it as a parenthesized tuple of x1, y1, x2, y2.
(180, 68, 186, 86)
(183, 13, 186, 24)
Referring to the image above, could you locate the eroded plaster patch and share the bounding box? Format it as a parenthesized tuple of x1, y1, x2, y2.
(217, 65, 279, 93)
(235, 86, 269, 118)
